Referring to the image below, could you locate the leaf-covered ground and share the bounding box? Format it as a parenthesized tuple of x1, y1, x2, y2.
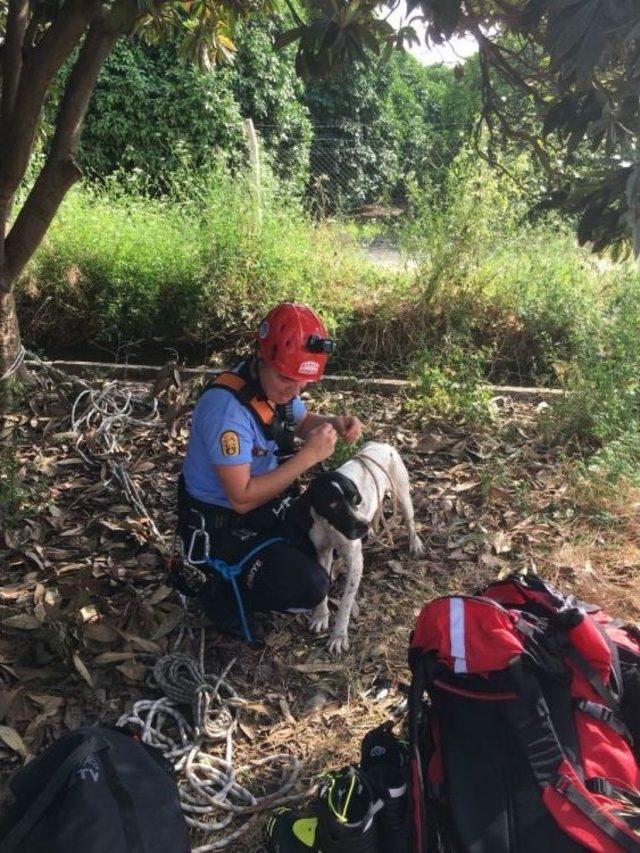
(1, 366, 639, 850)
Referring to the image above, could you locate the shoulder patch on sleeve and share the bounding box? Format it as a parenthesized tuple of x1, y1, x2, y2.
(220, 430, 240, 457)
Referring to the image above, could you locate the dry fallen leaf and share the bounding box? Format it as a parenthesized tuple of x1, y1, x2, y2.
(83, 622, 120, 643)
(0, 725, 28, 758)
(293, 662, 344, 674)
(2, 614, 41, 630)
(151, 608, 185, 640)
(92, 651, 136, 666)
(489, 531, 512, 554)
(147, 584, 173, 605)
(279, 697, 296, 725)
(117, 661, 147, 682)
(72, 652, 94, 688)
(117, 630, 162, 653)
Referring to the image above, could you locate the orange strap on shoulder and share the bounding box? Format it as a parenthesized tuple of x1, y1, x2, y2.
(213, 371, 275, 426)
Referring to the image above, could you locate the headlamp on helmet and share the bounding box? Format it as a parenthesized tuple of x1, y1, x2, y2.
(307, 335, 335, 354)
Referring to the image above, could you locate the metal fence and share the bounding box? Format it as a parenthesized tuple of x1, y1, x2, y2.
(254, 121, 473, 215)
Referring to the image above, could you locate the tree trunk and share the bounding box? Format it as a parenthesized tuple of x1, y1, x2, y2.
(0, 284, 25, 412)
(0, 282, 21, 365)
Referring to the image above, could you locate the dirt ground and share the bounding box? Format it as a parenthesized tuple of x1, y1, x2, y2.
(1, 365, 639, 851)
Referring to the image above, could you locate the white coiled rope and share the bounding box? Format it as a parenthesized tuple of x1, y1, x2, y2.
(118, 633, 305, 850)
(70, 380, 168, 548)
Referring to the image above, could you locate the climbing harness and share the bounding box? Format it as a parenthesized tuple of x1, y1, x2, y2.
(185, 512, 286, 643)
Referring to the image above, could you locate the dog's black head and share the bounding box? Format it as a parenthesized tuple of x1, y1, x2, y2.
(305, 471, 369, 540)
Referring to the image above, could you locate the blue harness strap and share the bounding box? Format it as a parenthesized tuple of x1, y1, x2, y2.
(202, 536, 285, 643)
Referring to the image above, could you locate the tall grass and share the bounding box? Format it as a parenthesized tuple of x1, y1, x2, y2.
(19, 165, 401, 355)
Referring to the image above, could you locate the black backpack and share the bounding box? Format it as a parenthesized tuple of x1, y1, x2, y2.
(0, 725, 190, 853)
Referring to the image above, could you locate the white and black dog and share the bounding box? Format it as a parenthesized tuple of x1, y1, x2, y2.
(288, 441, 424, 654)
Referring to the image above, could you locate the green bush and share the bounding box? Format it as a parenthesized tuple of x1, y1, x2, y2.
(65, 21, 312, 194)
(231, 18, 312, 196)
(406, 337, 494, 425)
(400, 151, 613, 382)
(304, 52, 481, 212)
(401, 149, 640, 475)
(547, 271, 640, 462)
(41, 33, 480, 214)
(79, 42, 246, 187)
(386, 54, 481, 195)
(305, 58, 402, 211)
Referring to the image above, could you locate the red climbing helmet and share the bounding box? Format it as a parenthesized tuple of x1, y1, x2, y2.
(256, 302, 334, 382)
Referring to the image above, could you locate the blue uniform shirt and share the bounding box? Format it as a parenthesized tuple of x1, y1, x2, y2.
(182, 373, 306, 508)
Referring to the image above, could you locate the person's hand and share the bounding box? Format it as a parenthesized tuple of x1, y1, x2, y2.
(302, 422, 337, 465)
(334, 414, 363, 444)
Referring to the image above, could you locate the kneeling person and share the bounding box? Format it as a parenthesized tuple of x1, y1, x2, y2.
(178, 302, 362, 637)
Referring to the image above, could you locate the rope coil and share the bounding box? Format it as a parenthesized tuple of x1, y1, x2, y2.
(70, 380, 168, 550)
(118, 634, 305, 850)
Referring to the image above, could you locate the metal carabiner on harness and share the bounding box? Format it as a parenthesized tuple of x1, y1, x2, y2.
(272, 495, 293, 521)
(187, 511, 210, 565)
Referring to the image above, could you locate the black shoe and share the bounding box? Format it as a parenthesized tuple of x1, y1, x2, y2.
(265, 767, 381, 853)
(265, 806, 319, 852)
(315, 765, 381, 852)
(360, 722, 411, 852)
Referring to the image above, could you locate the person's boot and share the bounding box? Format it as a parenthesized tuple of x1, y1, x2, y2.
(314, 765, 381, 852)
(198, 577, 258, 642)
(360, 722, 411, 852)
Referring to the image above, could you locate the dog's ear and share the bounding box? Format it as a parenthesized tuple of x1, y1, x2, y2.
(339, 475, 362, 507)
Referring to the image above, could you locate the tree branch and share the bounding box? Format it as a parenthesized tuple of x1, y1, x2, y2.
(0, 0, 103, 204)
(50, 7, 121, 158)
(0, 0, 30, 267)
(1, 0, 30, 139)
(4, 6, 123, 284)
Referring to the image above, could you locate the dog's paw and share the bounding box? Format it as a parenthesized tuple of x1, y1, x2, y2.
(308, 602, 330, 634)
(309, 614, 330, 633)
(410, 533, 426, 557)
(327, 632, 350, 656)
